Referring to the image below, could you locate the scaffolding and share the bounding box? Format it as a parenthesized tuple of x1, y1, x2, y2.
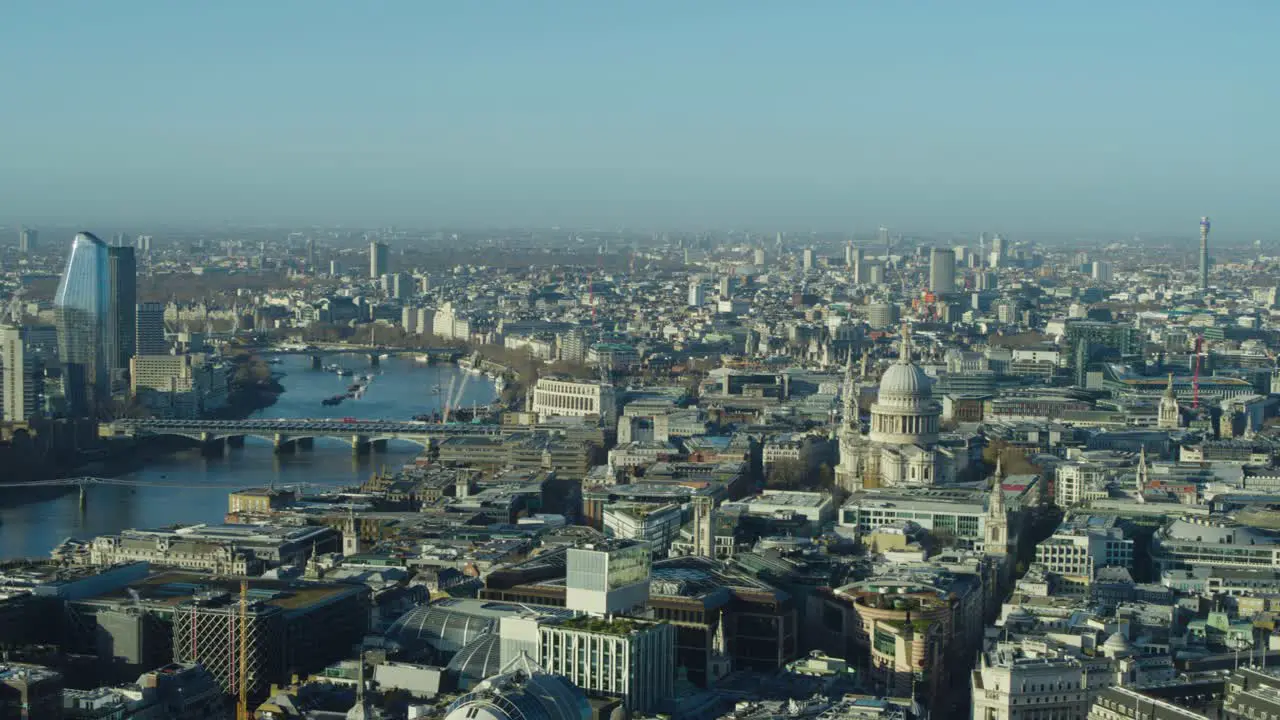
(172, 591, 283, 699)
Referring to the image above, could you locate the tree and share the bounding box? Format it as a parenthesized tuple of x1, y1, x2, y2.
(765, 458, 807, 490)
(982, 440, 1042, 476)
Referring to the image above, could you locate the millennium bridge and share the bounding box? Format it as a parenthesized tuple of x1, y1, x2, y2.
(104, 417, 501, 454)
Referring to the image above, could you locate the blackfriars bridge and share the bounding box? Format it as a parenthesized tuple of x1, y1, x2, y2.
(105, 417, 501, 454)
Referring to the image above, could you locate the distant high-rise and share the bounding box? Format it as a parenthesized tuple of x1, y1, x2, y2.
(754, 247, 766, 266)
(687, 282, 705, 308)
(390, 272, 412, 300)
(18, 227, 37, 254)
(802, 248, 815, 271)
(851, 248, 866, 284)
(55, 232, 111, 415)
(878, 226, 890, 255)
(136, 302, 167, 356)
(1091, 260, 1113, 283)
(929, 248, 956, 294)
(370, 241, 389, 279)
(106, 246, 137, 383)
(305, 236, 316, 272)
(0, 324, 41, 421)
(1199, 216, 1211, 290)
(990, 234, 1006, 267)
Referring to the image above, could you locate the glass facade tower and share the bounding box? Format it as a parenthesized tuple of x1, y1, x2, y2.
(106, 245, 137, 383)
(55, 232, 110, 416)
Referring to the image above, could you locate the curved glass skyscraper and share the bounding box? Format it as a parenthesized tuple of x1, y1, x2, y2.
(55, 232, 110, 415)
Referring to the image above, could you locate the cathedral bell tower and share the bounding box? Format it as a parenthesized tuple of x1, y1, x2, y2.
(984, 458, 1009, 556)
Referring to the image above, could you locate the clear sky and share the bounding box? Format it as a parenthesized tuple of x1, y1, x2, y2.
(1, 1, 1276, 235)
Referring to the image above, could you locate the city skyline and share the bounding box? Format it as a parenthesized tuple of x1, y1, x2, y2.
(1, 2, 1276, 232)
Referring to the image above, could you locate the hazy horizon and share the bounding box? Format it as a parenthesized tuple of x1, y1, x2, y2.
(2, 2, 1276, 235)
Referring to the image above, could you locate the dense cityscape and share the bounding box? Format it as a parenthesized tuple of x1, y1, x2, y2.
(0, 219, 1278, 720)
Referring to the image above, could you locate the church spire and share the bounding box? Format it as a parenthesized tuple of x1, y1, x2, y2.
(1135, 446, 1148, 504)
(842, 351, 857, 426)
(899, 323, 912, 365)
(714, 611, 727, 655)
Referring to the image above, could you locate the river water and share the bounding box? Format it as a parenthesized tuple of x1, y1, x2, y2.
(0, 354, 497, 559)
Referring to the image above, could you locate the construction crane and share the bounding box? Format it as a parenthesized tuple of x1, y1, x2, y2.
(443, 371, 472, 424)
(6, 287, 25, 323)
(237, 579, 249, 720)
(1192, 336, 1205, 409)
(441, 375, 457, 423)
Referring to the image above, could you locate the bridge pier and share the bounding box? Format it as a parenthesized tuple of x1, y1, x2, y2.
(200, 437, 227, 457)
(371, 439, 388, 452)
(369, 353, 380, 368)
(311, 355, 323, 370)
(78, 483, 87, 512)
(274, 434, 296, 454)
(297, 437, 314, 450)
(351, 435, 370, 455)
(226, 435, 245, 448)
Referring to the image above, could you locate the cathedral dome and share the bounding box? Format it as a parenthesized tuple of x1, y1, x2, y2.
(866, 325, 942, 450)
(878, 362, 933, 406)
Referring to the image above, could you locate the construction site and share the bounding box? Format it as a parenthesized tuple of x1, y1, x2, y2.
(64, 571, 369, 701)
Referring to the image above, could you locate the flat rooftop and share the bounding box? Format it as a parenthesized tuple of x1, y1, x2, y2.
(75, 570, 362, 612)
(750, 491, 830, 508)
(115, 523, 331, 545)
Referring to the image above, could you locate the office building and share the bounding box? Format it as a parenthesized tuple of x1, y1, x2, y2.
(0, 663, 63, 719)
(370, 240, 389, 279)
(537, 616, 674, 712)
(603, 503, 683, 557)
(802, 247, 815, 271)
(0, 324, 40, 421)
(532, 378, 617, 424)
(55, 231, 111, 415)
(754, 247, 766, 266)
(851, 247, 867, 284)
(305, 236, 316, 272)
(18, 227, 37, 254)
(130, 354, 229, 418)
(929, 247, 956, 294)
(66, 572, 367, 699)
(866, 303, 900, 330)
(106, 245, 137, 383)
(565, 540, 651, 615)
(135, 302, 167, 355)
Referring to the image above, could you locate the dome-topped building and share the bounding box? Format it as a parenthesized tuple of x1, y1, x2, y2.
(444, 653, 590, 720)
(836, 324, 959, 490)
(868, 327, 941, 446)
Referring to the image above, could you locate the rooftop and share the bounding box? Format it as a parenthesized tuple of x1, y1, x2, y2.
(74, 570, 363, 612)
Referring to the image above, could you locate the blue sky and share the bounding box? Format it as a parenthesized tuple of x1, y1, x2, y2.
(1, 1, 1275, 235)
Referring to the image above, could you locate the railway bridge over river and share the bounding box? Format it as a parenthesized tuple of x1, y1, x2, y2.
(104, 417, 501, 454)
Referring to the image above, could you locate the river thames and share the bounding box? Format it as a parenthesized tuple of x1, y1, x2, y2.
(0, 354, 497, 559)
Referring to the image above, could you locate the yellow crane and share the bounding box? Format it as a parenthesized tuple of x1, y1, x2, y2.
(238, 579, 249, 720)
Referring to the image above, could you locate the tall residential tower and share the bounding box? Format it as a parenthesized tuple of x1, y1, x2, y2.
(55, 232, 111, 415)
(106, 245, 137, 385)
(369, 241, 389, 279)
(1199, 216, 1211, 290)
